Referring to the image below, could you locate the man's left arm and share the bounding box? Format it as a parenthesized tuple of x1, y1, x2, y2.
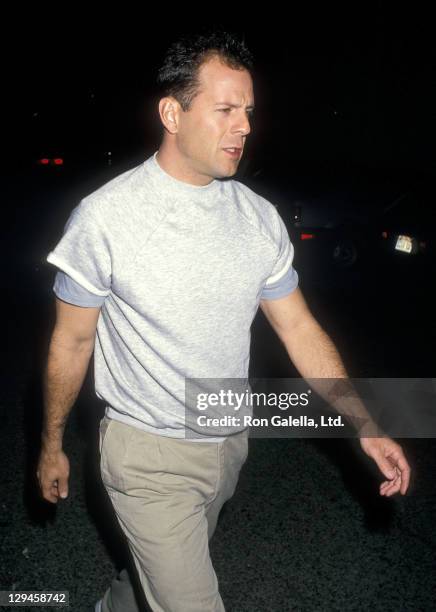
(260, 287, 411, 497)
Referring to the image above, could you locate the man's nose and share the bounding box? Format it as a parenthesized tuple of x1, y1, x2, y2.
(232, 112, 251, 137)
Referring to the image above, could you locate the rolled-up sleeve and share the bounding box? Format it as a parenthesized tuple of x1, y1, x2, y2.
(46, 198, 112, 298)
(53, 270, 107, 307)
(260, 210, 299, 300)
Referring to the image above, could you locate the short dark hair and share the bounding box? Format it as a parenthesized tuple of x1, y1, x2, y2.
(156, 27, 255, 112)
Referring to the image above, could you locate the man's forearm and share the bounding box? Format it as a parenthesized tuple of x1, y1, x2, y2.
(283, 318, 348, 379)
(42, 332, 94, 452)
(282, 319, 379, 435)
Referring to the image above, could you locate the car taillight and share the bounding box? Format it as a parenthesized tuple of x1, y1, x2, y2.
(37, 158, 64, 166)
(301, 233, 315, 240)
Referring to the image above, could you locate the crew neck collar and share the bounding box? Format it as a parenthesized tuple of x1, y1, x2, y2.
(148, 150, 221, 195)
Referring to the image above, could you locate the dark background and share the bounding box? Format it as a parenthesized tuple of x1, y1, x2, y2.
(1, 6, 435, 611)
(4, 7, 436, 171)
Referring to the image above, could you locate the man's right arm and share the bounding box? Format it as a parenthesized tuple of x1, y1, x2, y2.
(37, 297, 101, 503)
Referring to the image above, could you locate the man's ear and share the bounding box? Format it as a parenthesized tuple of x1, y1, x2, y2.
(158, 96, 181, 134)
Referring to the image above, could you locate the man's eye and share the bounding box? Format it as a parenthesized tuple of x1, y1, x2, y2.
(219, 108, 254, 118)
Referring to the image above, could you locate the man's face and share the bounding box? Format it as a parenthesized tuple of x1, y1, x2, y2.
(172, 55, 255, 181)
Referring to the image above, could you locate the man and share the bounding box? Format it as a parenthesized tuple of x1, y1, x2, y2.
(37, 29, 410, 612)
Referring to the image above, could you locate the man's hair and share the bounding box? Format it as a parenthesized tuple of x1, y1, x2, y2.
(156, 27, 255, 112)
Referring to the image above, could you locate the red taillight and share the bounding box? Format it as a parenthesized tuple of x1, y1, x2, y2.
(301, 233, 315, 240)
(53, 158, 64, 165)
(39, 158, 50, 165)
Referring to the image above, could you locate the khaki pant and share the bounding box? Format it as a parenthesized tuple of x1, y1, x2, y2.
(99, 416, 249, 612)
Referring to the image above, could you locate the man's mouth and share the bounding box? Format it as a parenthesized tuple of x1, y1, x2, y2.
(223, 147, 242, 158)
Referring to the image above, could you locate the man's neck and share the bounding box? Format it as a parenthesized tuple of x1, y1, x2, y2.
(155, 147, 214, 187)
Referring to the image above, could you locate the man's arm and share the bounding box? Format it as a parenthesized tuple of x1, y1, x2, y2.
(37, 297, 101, 503)
(260, 288, 411, 497)
(261, 288, 348, 378)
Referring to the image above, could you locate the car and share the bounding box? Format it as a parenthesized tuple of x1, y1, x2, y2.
(370, 185, 435, 291)
(240, 157, 433, 286)
(376, 190, 433, 259)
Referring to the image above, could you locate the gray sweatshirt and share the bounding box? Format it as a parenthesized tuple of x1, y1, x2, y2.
(47, 151, 299, 441)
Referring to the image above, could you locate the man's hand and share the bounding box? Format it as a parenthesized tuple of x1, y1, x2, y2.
(37, 449, 70, 503)
(359, 437, 411, 497)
